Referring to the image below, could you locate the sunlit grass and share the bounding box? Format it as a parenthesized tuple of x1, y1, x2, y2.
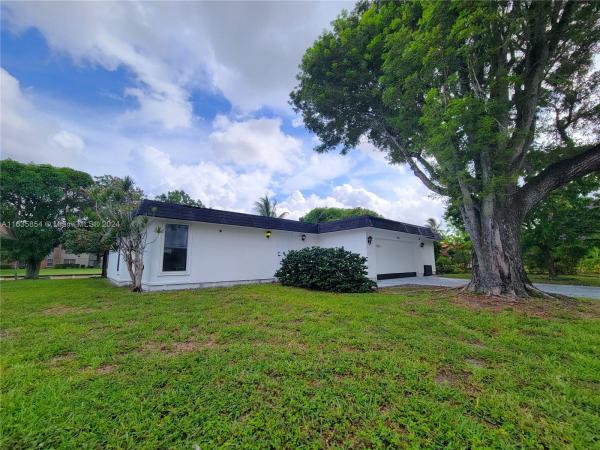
(1, 279, 599, 448)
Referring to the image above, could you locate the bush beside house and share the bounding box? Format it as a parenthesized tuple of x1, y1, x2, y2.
(275, 247, 377, 293)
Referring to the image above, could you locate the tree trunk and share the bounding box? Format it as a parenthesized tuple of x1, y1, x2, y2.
(124, 251, 144, 292)
(25, 259, 41, 279)
(461, 196, 537, 297)
(544, 248, 558, 279)
(101, 250, 109, 278)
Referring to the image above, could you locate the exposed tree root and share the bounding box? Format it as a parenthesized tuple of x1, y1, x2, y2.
(463, 280, 568, 301)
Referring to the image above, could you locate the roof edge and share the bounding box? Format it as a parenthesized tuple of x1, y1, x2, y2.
(137, 199, 441, 240)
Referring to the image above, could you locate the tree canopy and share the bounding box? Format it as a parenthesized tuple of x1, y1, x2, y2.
(292, 0, 600, 296)
(522, 174, 600, 277)
(0, 160, 93, 278)
(155, 190, 204, 208)
(300, 207, 382, 223)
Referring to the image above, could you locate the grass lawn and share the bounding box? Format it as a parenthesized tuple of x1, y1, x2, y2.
(2, 280, 599, 448)
(442, 272, 600, 287)
(0, 267, 101, 277)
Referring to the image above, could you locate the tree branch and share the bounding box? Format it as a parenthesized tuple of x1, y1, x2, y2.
(509, 1, 575, 173)
(516, 143, 600, 216)
(382, 129, 449, 196)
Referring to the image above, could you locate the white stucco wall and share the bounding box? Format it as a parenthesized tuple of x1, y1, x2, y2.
(107, 218, 436, 290)
(365, 227, 437, 278)
(108, 219, 318, 290)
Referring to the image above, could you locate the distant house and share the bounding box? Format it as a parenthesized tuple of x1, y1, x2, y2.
(42, 246, 101, 268)
(107, 200, 441, 291)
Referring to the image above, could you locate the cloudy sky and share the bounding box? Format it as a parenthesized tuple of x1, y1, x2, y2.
(1, 1, 445, 224)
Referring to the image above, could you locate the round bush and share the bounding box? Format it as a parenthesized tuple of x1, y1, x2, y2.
(275, 246, 377, 293)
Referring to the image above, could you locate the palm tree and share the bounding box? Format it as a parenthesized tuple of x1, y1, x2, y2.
(254, 194, 288, 218)
(426, 218, 442, 234)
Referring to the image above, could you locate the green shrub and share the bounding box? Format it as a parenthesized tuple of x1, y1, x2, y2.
(53, 263, 81, 269)
(435, 255, 460, 274)
(578, 246, 600, 274)
(275, 246, 377, 293)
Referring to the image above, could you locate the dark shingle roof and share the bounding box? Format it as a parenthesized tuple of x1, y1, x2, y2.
(137, 199, 441, 240)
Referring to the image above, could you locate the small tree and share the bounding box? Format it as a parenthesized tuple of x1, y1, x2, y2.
(94, 176, 157, 292)
(61, 176, 129, 277)
(0, 160, 92, 278)
(300, 207, 382, 223)
(254, 194, 288, 218)
(426, 218, 443, 260)
(155, 190, 204, 207)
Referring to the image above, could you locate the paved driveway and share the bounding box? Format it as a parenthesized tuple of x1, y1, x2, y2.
(378, 276, 600, 299)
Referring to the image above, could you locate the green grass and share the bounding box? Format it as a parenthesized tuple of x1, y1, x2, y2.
(0, 267, 101, 277)
(442, 272, 600, 287)
(1, 279, 599, 449)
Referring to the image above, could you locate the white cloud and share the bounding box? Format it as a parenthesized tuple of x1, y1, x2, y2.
(209, 115, 302, 173)
(4, 1, 194, 129)
(129, 146, 271, 211)
(0, 68, 85, 165)
(122, 87, 192, 129)
(279, 182, 445, 225)
(3, 0, 353, 124)
(50, 130, 85, 152)
(282, 152, 353, 192)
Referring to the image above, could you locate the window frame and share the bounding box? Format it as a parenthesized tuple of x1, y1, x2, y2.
(159, 222, 191, 276)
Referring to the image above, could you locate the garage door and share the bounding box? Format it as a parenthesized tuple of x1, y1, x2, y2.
(374, 239, 416, 280)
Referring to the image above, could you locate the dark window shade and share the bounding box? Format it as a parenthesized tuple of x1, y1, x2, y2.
(163, 224, 188, 271)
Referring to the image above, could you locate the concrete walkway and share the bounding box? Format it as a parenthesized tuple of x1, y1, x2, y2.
(378, 276, 600, 299)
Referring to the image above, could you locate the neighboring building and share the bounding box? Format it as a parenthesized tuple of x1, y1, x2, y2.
(42, 246, 101, 268)
(107, 200, 441, 291)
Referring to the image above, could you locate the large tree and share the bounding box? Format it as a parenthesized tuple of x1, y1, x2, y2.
(300, 206, 381, 223)
(291, 0, 600, 297)
(0, 160, 93, 278)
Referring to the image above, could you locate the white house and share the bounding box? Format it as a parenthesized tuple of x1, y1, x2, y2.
(107, 200, 440, 291)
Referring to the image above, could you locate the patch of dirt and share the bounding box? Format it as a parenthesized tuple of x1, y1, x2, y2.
(384, 419, 407, 435)
(286, 340, 308, 352)
(379, 403, 392, 414)
(42, 306, 97, 316)
(465, 357, 486, 368)
(449, 291, 600, 319)
(48, 352, 76, 366)
(138, 335, 218, 356)
(96, 364, 116, 374)
(435, 368, 481, 396)
(172, 341, 200, 353)
(468, 340, 486, 349)
(434, 370, 458, 385)
(0, 329, 16, 340)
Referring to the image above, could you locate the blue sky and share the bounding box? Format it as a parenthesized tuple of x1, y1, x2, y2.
(1, 1, 444, 223)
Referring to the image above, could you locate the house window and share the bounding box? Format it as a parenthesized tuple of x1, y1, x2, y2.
(46, 258, 53, 267)
(163, 224, 188, 272)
